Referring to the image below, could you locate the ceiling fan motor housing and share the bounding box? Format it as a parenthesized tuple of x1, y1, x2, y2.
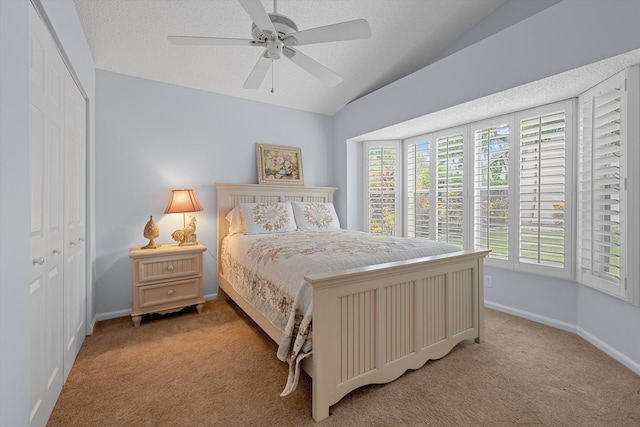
(251, 14, 297, 59)
(251, 13, 298, 41)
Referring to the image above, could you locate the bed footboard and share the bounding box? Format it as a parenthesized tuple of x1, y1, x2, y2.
(215, 183, 489, 422)
(305, 249, 489, 421)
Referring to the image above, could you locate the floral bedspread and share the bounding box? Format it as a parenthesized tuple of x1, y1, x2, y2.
(220, 230, 460, 396)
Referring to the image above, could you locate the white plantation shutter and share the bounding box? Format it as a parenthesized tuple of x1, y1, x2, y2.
(407, 139, 430, 238)
(366, 143, 399, 235)
(578, 73, 625, 297)
(436, 133, 464, 246)
(361, 67, 640, 304)
(518, 108, 568, 270)
(474, 122, 510, 261)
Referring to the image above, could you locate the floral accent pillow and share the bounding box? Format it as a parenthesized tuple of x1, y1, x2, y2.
(239, 202, 297, 234)
(225, 207, 245, 234)
(291, 202, 340, 231)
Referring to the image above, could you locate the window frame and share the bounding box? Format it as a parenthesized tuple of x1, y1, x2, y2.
(468, 115, 515, 268)
(364, 140, 402, 236)
(513, 101, 575, 279)
(367, 102, 574, 278)
(404, 133, 432, 239)
(404, 125, 469, 246)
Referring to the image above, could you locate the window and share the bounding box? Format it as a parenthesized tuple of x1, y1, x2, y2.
(516, 103, 573, 277)
(399, 102, 573, 273)
(365, 141, 399, 235)
(407, 138, 430, 238)
(473, 121, 510, 261)
(406, 128, 466, 246)
(436, 133, 465, 246)
(577, 67, 640, 304)
(468, 101, 573, 276)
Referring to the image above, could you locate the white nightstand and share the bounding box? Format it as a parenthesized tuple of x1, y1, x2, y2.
(129, 243, 206, 327)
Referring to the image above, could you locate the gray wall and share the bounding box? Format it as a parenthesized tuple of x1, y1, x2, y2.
(0, 2, 31, 424)
(94, 71, 334, 317)
(333, 0, 640, 374)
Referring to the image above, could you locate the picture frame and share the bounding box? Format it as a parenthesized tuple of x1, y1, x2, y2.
(256, 143, 304, 185)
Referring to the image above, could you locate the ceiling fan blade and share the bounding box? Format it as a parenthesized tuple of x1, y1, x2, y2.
(282, 47, 343, 87)
(168, 35, 258, 47)
(237, 0, 277, 39)
(243, 52, 272, 89)
(283, 19, 371, 47)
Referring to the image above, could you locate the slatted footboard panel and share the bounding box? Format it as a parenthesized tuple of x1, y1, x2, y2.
(385, 280, 415, 363)
(422, 274, 447, 347)
(308, 253, 486, 421)
(340, 290, 377, 382)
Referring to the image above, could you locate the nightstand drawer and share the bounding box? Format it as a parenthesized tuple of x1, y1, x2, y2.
(135, 253, 201, 283)
(136, 277, 202, 310)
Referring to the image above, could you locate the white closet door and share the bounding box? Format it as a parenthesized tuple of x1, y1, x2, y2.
(29, 4, 65, 426)
(63, 70, 86, 380)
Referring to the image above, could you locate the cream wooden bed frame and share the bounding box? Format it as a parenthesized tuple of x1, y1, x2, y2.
(215, 183, 489, 421)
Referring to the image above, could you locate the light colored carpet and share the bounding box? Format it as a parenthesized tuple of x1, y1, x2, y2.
(47, 300, 640, 426)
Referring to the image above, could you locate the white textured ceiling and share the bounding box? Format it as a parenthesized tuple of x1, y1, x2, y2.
(73, 0, 511, 116)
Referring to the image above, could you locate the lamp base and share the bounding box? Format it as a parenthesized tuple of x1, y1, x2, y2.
(170, 215, 198, 246)
(171, 229, 198, 246)
(178, 233, 198, 246)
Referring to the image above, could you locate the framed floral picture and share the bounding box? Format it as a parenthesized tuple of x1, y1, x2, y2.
(256, 143, 304, 185)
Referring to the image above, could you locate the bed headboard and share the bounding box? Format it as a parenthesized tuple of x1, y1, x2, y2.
(214, 183, 337, 273)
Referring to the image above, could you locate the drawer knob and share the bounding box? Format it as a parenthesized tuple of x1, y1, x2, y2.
(167, 289, 174, 295)
(167, 264, 175, 271)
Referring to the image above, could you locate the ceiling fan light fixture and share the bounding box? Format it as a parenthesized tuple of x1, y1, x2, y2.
(266, 38, 283, 59)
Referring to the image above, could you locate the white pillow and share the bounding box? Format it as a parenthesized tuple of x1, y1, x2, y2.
(291, 202, 340, 231)
(239, 202, 297, 234)
(224, 206, 245, 235)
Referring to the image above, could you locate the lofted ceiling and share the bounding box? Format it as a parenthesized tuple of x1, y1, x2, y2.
(73, 0, 517, 116)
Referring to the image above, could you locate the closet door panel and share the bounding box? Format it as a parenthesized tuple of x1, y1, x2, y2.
(63, 71, 86, 379)
(28, 5, 67, 426)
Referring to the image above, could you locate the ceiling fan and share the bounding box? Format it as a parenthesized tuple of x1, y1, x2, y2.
(168, 0, 371, 90)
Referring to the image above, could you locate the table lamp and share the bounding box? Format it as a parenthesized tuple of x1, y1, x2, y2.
(164, 189, 203, 245)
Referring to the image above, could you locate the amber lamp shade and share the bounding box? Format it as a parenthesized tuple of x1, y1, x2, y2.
(164, 189, 203, 227)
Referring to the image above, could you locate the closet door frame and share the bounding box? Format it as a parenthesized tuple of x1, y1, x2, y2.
(28, 2, 88, 425)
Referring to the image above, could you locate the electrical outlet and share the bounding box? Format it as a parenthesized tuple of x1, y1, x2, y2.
(485, 275, 493, 288)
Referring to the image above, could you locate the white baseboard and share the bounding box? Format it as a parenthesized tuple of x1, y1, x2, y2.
(95, 308, 130, 322)
(90, 293, 220, 327)
(484, 301, 577, 333)
(485, 300, 640, 377)
(576, 327, 640, 377)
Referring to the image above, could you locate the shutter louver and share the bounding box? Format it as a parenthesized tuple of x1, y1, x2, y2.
(579, 85, 621, 287)
(474, 124, 509, 260)
(519, 111, 566, 268)
(436, 134, 464, 247)
(368, 145, 397, 235)
(407, 140, 430, 238)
